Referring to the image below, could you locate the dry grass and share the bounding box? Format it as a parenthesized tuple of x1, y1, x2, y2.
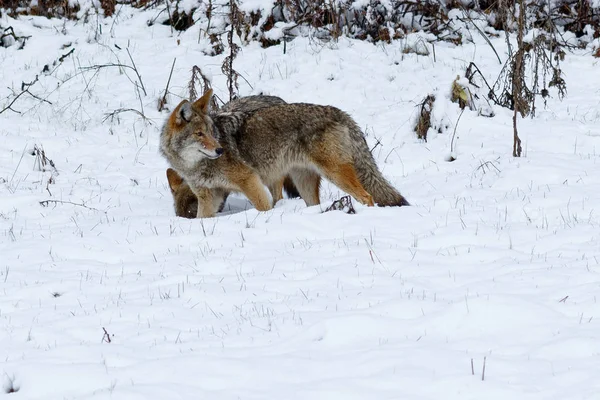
(324, 196, 356, 214)
(451, 76, 472, 110)
(414, 94, 435, 142)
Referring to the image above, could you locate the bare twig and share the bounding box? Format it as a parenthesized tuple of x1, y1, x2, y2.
(458, 12, 502, 64)
(58, 48, 75, 63)
(369, 136, 382, 153)
(1, 26, 31, 48)
(40, 199, 107, 214)
(32, 145, 58, 175)
(102, 108, 154, 125)
(2, 373, 19, 393)
(46, 176, 54, 196)
(102, 327, 112, 343)
(363, 238, 382, 264)
(158, 58, 176, 112)
(450, 108, 465, 156)
(126, 47, 147, 96)
(1, 75, 52, 114)
(465, 62, 495, 97)
(79, 57, 145, 97)
(164, 0, 174, 35)
(8, 144, 28, 191)
(476, 160, 501, 174)
(481, 356, 487, 381)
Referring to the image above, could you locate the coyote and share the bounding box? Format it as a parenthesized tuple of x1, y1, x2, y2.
(160, 90, 408, 218)
(165, 94, 305, 217)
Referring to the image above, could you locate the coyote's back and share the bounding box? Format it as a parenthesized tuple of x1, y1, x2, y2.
(230, 104, 409, 207)
(220, 95, 286, 113)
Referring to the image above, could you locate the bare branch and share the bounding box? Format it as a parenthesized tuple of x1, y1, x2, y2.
(39, 199, 107, 214)
(158, 58, 176, 112)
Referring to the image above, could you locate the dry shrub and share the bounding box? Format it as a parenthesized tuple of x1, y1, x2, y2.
(2, 0, 598, 47)
(163, 7, 196, 31)
(324, 196, 356, 214)
(402, 40, 430, 56)
(492, 31, 566, 118)
(0, 0, 80, 18)
(451, 76, 472, 110)
(414, 94, 435, 141)
(208, 34, 224, 55)
(1, 26, 30, 49)
(99, 0, 115, 17)
(189, 66, 219, 109)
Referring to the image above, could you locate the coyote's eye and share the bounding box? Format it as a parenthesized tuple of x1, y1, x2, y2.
(196, 132, 204, 137)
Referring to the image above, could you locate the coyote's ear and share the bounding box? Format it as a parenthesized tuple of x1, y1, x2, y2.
(178, 101, 193, 123)
(192, 89, 213, 114)
(166, 168, 184, 193)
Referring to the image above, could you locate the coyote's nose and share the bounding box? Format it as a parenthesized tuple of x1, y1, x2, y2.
(215, 148, 224, 156)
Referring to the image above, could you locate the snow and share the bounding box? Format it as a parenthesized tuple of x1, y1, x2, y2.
(2, 7, 600, 399)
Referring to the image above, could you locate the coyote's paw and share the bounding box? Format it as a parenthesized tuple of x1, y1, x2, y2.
(254, 201, 273, 212)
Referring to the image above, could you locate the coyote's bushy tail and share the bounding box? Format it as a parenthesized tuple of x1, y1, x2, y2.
(350, 125, 410, 207)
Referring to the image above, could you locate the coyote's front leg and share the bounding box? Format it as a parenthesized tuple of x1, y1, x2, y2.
(226, 165, 272, 212)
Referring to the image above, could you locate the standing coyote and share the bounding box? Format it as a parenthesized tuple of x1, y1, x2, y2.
(160, 90, 408, 218)
(165, 94, 307, 218)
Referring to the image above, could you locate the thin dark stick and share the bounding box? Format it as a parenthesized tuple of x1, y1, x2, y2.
(102, 108, 153, 124)
(80, 61, 145, 96)
(512, 107, 522, 157)
(458, 13, 502, 64)
(102, 327, 112, 343)
(481, 356, 487, 381)
(466, 62, 496, 97)
(1, 75, 52, 114)
(164, 0, 174, 35)
(40, 199, 107, 213)
(79, 63, 136, 72)
(158, 58, 176, 112)
(126, 48, 147, 96)
(450, 108, 465, 154)
(9, 144, 28, 189)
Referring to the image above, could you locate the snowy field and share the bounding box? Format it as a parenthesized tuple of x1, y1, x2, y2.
(1, 6, 600, 399)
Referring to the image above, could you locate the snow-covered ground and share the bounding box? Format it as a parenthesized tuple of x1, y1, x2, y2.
(1, 6, 600, 399)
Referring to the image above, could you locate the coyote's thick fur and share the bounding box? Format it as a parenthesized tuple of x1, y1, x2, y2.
(165, 95, 304, 217)
(160, 90, 408, 218)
